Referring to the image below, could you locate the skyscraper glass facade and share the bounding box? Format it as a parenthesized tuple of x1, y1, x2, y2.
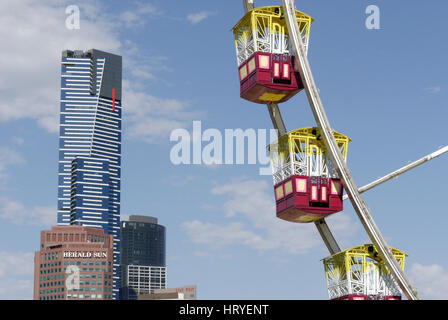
(58, 49, 122, 299)
(121, 216, 166, 267)
(120, 215, 166, 299)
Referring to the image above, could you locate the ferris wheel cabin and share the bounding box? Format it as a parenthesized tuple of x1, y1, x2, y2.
(323, 244, 407, 300)
(269, 127, 351, 223)
(232, 6, 313, 104)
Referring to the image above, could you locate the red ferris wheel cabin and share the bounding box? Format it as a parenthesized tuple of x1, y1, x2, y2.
(238, 52, 304, 104)
(232, 6, 313, 104)
(269, 127, 351, 223)
(274, 175, 343, 223)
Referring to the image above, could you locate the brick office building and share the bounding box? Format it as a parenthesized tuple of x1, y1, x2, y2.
(34, 225, 114, 300)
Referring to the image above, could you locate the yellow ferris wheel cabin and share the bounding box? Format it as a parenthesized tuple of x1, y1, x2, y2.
(269, 127, 351, 223)
(323, 244, 407, 300)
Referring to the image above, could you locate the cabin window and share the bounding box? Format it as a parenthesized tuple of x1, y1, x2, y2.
(321, 186, 328, 201)
(282, 63, 290, 79)
(331, 181, 341, 195)
(258, 55, 270, 69)
(239, 64, 248, 80)
(311, 185, 318, 201)
(284, 181, 293, 195)
(273, 62, 280, 78)
(296, 178, 307, 193)
(248, 58, 256, 73)
(275, 185, 284, 200)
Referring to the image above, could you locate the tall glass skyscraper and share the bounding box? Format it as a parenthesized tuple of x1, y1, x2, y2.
(58, 49, 122, 299)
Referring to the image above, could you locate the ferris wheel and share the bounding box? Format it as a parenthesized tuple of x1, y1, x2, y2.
(234, 0, 448, 300)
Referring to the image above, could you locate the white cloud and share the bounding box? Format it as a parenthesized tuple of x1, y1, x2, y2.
(0, 147, 25, 187)
(0, 0, 201, 143)
(170, 175, 196, 187)
(0, 278, 33, 300)
(0, 147, 25, 172)
(0, 251, 34, 300)
(325, 211, 359, 238)
(120, 3, 158, 28)
(187, 11, 214, 25)
(184, 220, 270, 249)
(11, 137, 25, 146)
(123, 80, 202, 143)
(193, 251, 232, 259)
(0, 0, 121, 133)
(131, 68, 155, 80)
(426, 86, 441, 94)
(0, 252, 34, 278)
(0, 199, 55, 227)
(183, 178, 356, 255)
(409, 263, 448, 299)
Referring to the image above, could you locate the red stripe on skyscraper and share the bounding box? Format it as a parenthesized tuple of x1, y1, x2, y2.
(112, 88, 116, 111)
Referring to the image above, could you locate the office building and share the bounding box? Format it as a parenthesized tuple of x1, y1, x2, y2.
(57, 49, 122, 298)
(121, 265, 167, 300)
(121, 215, 165, 266)
(33, 225, 114, 300)
(120, 215, 166, 299)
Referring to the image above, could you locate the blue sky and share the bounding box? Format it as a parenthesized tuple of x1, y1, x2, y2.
(0, 0, 447, 299)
